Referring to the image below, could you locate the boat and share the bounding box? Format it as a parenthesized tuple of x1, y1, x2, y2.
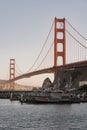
(21, 90, 80, 104)
(34, 92, 80, 103)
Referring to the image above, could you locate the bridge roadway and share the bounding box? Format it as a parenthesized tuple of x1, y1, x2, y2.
(7, 60, 87, 83)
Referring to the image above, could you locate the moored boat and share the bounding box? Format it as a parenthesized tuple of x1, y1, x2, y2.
(21, 90, 80, 104)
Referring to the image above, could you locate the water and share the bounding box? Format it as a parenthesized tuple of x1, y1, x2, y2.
(0, 100, 87, 130)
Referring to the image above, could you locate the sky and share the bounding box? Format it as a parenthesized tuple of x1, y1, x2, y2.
(0, 0, 87, 87)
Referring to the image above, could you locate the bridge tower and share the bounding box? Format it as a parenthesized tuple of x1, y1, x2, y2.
(54, 17, 66, 77)
(9, 59, 15, 90)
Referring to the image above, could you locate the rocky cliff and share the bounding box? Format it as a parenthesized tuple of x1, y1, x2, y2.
(53, 67, 87, 89)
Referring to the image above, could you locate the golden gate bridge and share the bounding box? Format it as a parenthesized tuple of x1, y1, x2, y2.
(7, 17, 87, 89)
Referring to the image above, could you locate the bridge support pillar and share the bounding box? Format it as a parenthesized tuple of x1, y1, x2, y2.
(54, 17, 66, 77)
(9, 59, 15, 90)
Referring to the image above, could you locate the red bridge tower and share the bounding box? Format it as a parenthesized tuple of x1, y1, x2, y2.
(54, 17, 66, 77)
(9, 59, 15, 90)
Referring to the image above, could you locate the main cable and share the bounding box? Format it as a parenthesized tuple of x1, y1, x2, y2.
(35, 41, 54, 70)
(26, 20, 54, 72)
(66, 29, 87, 49)
(66, 19, 87, 41)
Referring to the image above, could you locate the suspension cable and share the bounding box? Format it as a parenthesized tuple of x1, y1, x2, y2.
(35, 41, 54, 70)
(15, 63, 23, 75)
(66, 29, 87, 49)
(26, 21, 54, 72)
(66, 19, 87, 41)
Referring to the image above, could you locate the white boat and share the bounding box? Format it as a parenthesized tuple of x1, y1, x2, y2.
(27, 90, 80, 103)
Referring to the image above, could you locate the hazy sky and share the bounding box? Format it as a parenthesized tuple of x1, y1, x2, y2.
(0, 0, 87, 86)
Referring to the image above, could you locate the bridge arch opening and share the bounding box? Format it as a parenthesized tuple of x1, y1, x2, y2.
(57, 56, 63, 65)
(57, 43, 63, 52)
(57, 32, 63, 39)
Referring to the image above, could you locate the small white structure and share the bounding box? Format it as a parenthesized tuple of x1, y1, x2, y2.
(79, 81, 87, 87)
